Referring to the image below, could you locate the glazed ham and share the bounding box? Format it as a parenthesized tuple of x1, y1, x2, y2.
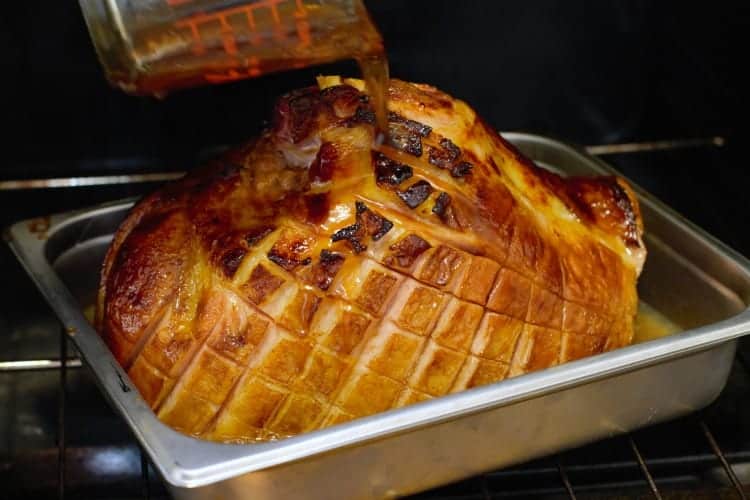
(97, 77, 645, 441)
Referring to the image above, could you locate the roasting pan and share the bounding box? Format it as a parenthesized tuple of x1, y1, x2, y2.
(5, 133, 750, 500)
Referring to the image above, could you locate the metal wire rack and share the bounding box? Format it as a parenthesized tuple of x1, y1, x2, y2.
(1, 137, 748, 500)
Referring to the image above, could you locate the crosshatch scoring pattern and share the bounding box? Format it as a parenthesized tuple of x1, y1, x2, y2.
(4, 134, 745, 500)
(122, 219, 633, 441)
(99, 78, 640, 442)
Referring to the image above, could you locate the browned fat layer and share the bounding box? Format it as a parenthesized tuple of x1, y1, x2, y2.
(268, 236, 314, 271)
(440, 207, 461, 230)
(308, 250, 345, 291)
(319, 85, 360, 118)
(385, 234, 432, 268)
(494, 131, 639, 247)
(309, 143, 338, 183)
(105, 210, 190, 348)
(304, 193, 330, 225)
(349, 106, 375, 126)
(341, 93, 376, 127)
(220, 247, 246, 278)
(450, 162, 473, 178)
(387, 112, 432, 157)
(389, 112, 432, 137)
(427, 137, 474, 178)
(388, 125, 424, 157)
(210, 223, 275, 278)
(440, 138, 461, 158)
(432, 192, 451, 216)
(354, 199, 368, 215)
(419, 245, 464, 286)
(608, 180, 641, 248)
(428, 139, 460, 169)
(359, 206, 394, 241)
(432, 192, 461, 229)
(475, 183, 515, 232)
(331, 202, 393, 253)
(561, 176, 640, 248)
(331, 221, 366, 253)
(398, 180, 434, 209)
(268, 252, 312, 271)
(241, 265, 284, 304)
(372, 151, 413, 186)
(245, 226, 275, 246)
(273, 86, 321, 144)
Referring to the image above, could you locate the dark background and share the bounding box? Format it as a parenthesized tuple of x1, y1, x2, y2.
(2, 1, 748, 255)
(0, 2, 744, 164)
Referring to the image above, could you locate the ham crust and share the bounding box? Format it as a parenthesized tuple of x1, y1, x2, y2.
(97, 77, 645, 442)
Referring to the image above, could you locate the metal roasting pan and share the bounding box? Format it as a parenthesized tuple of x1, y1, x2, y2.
(5, 133, 750, 500)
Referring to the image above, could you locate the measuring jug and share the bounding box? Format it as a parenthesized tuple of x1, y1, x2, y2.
(79, 0, 385, 96)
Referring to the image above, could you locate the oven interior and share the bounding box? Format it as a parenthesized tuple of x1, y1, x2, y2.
(2, 1, 748, 498)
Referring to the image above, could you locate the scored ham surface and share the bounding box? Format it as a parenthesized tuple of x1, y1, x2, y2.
(97, 77, 646, 442)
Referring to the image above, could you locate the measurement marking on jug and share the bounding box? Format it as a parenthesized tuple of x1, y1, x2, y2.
(173, 0, 310, 83)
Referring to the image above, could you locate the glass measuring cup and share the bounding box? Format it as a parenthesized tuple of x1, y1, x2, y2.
(78, 0, 385, 96)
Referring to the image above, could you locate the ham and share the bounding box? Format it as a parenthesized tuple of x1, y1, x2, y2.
(97, 77, 645, 442)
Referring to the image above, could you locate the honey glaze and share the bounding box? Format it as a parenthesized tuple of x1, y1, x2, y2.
(83, 303, 677, 343)
(357, 52, 390, 136)
(633, 301, 680, 343)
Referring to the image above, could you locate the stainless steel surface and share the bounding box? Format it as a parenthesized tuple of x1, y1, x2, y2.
(628, 436, 662, 500)
(5, 133, 750, 500)
(700, 420, 749, 500)
(556, 459, 577, 500)
(0, 173, 185, 191)
(584, 136, 726, 156)
(0, 358, 82, 372)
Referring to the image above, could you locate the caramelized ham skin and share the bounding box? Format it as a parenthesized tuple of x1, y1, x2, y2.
(97, 77, 645, 442)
